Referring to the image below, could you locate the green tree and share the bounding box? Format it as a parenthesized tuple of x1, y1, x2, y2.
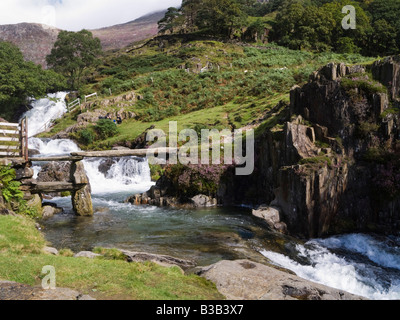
(323, 0, 371, 54)
(46, 30, 102, 90)
(368, 19, 398, 56)
(197, 0, 248, 38)
(368, 0, 400, 51)
(0, 41, 66, 121)
(181, 0, 202, 32)
(158, 7, 183, 34)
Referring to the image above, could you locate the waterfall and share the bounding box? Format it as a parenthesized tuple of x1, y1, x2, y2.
(84, 158, 152, 194)
(29, 137, 81, 156)
(22, 92, 69, 137)
(24, 92, 153, 194)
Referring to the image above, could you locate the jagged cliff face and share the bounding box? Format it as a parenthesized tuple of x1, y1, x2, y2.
(237, 57, 400, 239)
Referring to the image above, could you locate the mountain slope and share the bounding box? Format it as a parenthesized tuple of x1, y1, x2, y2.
(91, 11, 165, 52)
(0, 10, 164, 67)
(0, 23, 60, 68)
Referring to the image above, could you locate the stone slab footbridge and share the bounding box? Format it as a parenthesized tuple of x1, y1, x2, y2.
(0, 118, 172, 216)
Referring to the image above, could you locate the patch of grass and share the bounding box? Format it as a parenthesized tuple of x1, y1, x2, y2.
(0, 215, 223, 300)
(92, 247, 126, 261)
(0, 216, 45, 255)
(299, 155, 333, 168)
(59, 248, 74, 257)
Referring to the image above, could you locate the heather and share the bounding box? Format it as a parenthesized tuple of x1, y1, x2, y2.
(163, 163, 234, 199)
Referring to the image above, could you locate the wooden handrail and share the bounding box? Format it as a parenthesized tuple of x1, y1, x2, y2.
(84, 92, 97, 103)
(19, 117, 28, 161)
(68, 98, 81, 113)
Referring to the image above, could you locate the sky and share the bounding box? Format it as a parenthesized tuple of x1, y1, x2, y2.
(0, 0, 182, 31)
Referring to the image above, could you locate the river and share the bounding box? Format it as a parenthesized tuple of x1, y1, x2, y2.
(23, 93, 400, 300)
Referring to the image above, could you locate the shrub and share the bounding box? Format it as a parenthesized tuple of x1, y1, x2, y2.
(95, 119, 119, 139)
(79, 128, 95, 145)
(163, 163, 233, 198)
(0, 165, 39, 218)
(0, 165, 23, 204)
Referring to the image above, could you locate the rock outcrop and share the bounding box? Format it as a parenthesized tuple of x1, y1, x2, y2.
(198, 259, 365, 300)
(244, 59, 400, 238)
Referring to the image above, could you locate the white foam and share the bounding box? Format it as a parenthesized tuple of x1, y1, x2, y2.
(84, 158, 154, 194)
(29, 138, 81, 156)
(311, 234, 400, 271)
(22, 92, 68, 137)
(260, 235, 400, 300)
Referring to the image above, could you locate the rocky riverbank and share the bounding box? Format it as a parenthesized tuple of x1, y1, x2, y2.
(1, 240, 367, 300)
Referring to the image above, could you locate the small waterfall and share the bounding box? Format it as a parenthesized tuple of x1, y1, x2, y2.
(23, 92, 153, 194)
(29, 138, 153, 194)
(22, 92, 69, 137)
(29, 137, 81, 156)
(84, 158, 153, 194)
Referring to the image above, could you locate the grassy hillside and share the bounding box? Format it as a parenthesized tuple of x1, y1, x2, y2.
(43, 36, 375, 150)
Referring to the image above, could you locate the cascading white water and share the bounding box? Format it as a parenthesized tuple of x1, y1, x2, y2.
(260, 233, 400, 300)
(24, 92, 154, 194)
(22, 92, 69, 137)
(29, 137, 81, 156)
(83, 158, 153, 194)
(29, 137, 153, 194)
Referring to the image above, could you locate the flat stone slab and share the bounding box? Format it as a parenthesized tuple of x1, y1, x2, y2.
(74, 251, 102, 259)
(198, 259, 367, 300)
(120, 250, 195, 269)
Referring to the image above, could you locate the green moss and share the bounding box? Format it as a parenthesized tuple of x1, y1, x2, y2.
(299, 156, 333, 168)
(341, 73, 387, 95)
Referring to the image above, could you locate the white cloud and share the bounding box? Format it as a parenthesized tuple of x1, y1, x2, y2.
(0, 0, 182, 31)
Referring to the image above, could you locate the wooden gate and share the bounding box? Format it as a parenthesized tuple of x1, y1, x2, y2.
(0, 117, 28, 161)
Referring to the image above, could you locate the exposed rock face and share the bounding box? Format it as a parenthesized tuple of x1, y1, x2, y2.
(37, 162, 71, 184)
(124, 58, 400, 239)
(120, 250, 195, 269)
(126, 179, 218, 209)
(74, 251, 102, 259)
(42, 204, 63, 219)
(221, 59, 400, 238)
(372, 56, 400, 101)
(198, 259, 365, 300)
(266, 60, 400, 238)
(0, 281, 95, 300)
(35, 160, 93, 217)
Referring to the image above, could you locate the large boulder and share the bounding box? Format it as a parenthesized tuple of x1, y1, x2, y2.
(198, 259, 366, 300)
(252, 205, 287, 234)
